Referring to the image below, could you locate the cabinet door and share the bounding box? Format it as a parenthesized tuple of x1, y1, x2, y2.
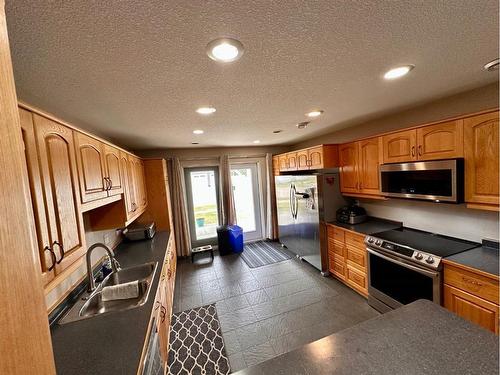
(19, 109, 56, 285)
(416, 120, 464, 160)
(287, 152, 297, 170)
(74, 132, 108, 202)
(358, 138, 380, 195)
(120, 151, 136, 216)
(464, 112, 499, 206)
(339, 142, 359, 193)
(272, 156, 280, 176)
(126, 154, 139, 215)
(382, 129, 417, 163)
(278, 154, 288, 171)
(33, 114, 86, 274)
(138, 160, 148, 208)
(444, 284, 499, 334)
(104, 144, 124, 196)
(296, 150, 309, 170)
(308, 146, 324, 169)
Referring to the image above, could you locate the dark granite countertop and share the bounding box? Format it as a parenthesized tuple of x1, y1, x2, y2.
(445, 241, 499, 277)
(51, 231, 170, 375)
(327, 216, 402, 235)
(234, 299, 499, 375)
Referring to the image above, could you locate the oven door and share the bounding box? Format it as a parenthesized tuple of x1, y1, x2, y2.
(367, 247, 441, 313)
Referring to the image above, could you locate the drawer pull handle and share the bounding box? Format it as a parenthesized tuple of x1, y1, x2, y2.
(462, 276, 483, 287)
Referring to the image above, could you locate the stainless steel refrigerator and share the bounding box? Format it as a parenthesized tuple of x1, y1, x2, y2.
(275, 172, 346, 271)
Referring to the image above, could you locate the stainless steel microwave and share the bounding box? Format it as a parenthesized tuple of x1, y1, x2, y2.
(380, 159, 464, 203)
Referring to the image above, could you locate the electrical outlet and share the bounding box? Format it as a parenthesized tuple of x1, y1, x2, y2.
(103, 232, 113, 246)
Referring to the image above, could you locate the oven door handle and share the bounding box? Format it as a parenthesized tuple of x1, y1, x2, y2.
(366, 247, 439, 278)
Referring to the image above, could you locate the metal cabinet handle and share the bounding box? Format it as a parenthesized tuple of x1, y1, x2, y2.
(411, 146, 415, 157)
(103, 177, 108, 190)
(359, 182, 363, 190)
(53, 241, 65, 264)
(44, 246, 57, 271)
(108, 178, 113, 189)
(418, 145, 422, 156)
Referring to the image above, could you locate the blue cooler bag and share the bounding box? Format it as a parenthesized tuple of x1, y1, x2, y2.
(217, 225, 244, 255)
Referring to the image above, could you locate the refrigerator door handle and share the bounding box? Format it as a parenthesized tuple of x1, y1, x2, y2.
(291, 184, 298, 219)
(289, 184, 295, 218)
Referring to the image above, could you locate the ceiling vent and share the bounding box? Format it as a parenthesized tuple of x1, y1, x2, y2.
(484, 58, 500, 71)
(296, 121, 310, 129)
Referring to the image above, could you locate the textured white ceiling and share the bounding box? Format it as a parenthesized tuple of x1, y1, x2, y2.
(5, 1, 499, 149)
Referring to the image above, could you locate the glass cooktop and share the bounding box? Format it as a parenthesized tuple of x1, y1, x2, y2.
(370, 227, 479, 258)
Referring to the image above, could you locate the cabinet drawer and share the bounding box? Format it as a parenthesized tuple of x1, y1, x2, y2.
(328, 239, 345, 257)
(332, 226, 345, 242)
(346, 265, 367, 294)
(444, 264, 499, 304)
(345, 231, 365, 250)
(327, 225, 336, 240)
(346, 246, 366, 269)
(330, 259, 346, 281)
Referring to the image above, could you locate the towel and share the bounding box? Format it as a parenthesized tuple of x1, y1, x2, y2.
(101, 280, 140, 301)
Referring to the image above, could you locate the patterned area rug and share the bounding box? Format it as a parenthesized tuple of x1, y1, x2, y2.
(167, 304, 230, 375)
(241, 240, 292, 268)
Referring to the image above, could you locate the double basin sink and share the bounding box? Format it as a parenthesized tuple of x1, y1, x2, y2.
(59, 261, 158, 325)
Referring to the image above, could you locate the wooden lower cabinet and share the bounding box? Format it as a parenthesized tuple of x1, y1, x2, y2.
(443, 261, 499, 334)
(327, 224, 368, 296)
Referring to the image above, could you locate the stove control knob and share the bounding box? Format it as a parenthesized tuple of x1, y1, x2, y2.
(425, 256, 435, 264)
(367, 237, 374, 244)
(414, 252, 423, 260)
(375, 240, 382, 246)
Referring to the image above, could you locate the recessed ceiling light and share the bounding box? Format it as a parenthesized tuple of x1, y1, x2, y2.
(253, 140, 261, 144)
(296, 121, 310, 129)
(207, 38, 244, 63)
(193, 130, 204, 135)
(306, 110, 324, 118)
(384, 65, 414, 80)
(484, 58, 500, 71)
(196, 106, 216, 115)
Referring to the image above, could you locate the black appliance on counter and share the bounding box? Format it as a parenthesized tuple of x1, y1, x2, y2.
(336, 204, 367, 224)
(365, 227, 479, 313)
(379, 158, 464, 203)
(123, 222, 156, 241)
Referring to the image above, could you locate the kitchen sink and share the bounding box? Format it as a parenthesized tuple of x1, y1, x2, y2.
(59, 262, 158, 325)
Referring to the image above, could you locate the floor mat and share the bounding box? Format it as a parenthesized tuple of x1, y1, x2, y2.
(167, 304, 230, 375)
(241, 240, 292, 268)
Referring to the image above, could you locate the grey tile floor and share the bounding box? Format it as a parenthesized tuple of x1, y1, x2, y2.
(173, 251, 379, 373)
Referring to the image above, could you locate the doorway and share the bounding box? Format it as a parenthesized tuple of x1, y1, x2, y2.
(230, 163, 263, 242)
(184, 167, 221, 247)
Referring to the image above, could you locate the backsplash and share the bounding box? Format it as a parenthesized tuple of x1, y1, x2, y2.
(360, 199, 499, 243)
(45, 214, 122, 312)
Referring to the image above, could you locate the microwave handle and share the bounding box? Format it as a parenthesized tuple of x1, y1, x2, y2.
(366, 248, 439, 278)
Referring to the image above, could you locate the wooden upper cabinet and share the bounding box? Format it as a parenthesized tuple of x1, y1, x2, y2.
(382, 129, 417, 163)
(120, 151, 135, 216)
(74, 132, 108, 203)
(33, 114, 86, 274)
(339, 142, 359, 193)
(104, 144, 124, 196)
(296, 149, 309, 170)
(464, 111, 499, 207)
(308, 146, 324, 169)
(416, 120, 464, 160)
(19, 109, 56, 285)
(287, 152, 298, 170)
(358, 137, 380, 195)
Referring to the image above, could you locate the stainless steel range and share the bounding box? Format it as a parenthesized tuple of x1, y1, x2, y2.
(365, 228, 479, 313)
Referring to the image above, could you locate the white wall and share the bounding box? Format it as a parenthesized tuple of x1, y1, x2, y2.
(359, 198, 499, 243)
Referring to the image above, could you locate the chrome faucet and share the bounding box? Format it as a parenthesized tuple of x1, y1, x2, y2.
(86, 243, 121, 292)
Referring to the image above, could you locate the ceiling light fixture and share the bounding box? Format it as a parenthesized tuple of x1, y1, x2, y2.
(306, 110, 324, 118)
(253, 140, 261, 144)
(273, 130, 283, 134)
(296, 121, 310, 129)
(484, 58, 500, 72)
(207, 38, 244, 63)
(196, 106, 216, 115)
(193, 130, 204, 135)
(384, 65, 414, 80)
(191, 142, 199, 145)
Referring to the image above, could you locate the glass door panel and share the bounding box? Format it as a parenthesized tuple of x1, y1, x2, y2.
(231, 163, 263, 242)
(185, 167, 220, 246)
